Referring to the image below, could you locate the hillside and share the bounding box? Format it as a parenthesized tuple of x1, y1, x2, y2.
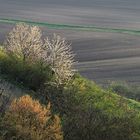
(1, 23, 140, 140)
(1, 48, 140, 139)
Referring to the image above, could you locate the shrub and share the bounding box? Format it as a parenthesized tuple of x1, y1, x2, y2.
(108, 81, 140, 101)
(0, 79, 12, 115)
(0, 95, 63, 140)
(0, 93, 10, 115)
(0, 50, 53, 91)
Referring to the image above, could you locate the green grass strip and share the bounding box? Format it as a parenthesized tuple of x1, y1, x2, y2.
(1, 18, 140, 35)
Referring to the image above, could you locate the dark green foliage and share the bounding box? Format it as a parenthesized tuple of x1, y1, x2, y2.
(0, 90, 11, 115)
(63, 106, 140, 140)
(0, 51, 53, 91)
(109, 81, 140, 101)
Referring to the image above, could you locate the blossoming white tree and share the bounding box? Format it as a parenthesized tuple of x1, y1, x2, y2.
(5, 23, 43, 62)
(4, 23, 76, 85)
(42, 34, 76, 85)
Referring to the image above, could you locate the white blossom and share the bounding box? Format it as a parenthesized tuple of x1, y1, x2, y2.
(42, 34, 76, 85)
(5, 23, 43, 62)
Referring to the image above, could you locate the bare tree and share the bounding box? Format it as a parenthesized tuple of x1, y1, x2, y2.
(42, 34, 76, 85)
(5, 23, 43, 62)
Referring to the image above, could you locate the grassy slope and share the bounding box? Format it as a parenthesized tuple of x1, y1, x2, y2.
(71, 76, 140, 117)
(0, 48, 140, 115)
(1, 48, 140, 139)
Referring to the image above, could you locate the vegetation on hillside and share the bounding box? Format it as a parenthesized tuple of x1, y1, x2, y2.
(108, 81, 140, 101)
(0, 95, 63, 140)
(0, 23, 140, 140)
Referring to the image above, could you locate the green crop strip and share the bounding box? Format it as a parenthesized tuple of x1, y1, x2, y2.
(1, 18, 140, 35)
